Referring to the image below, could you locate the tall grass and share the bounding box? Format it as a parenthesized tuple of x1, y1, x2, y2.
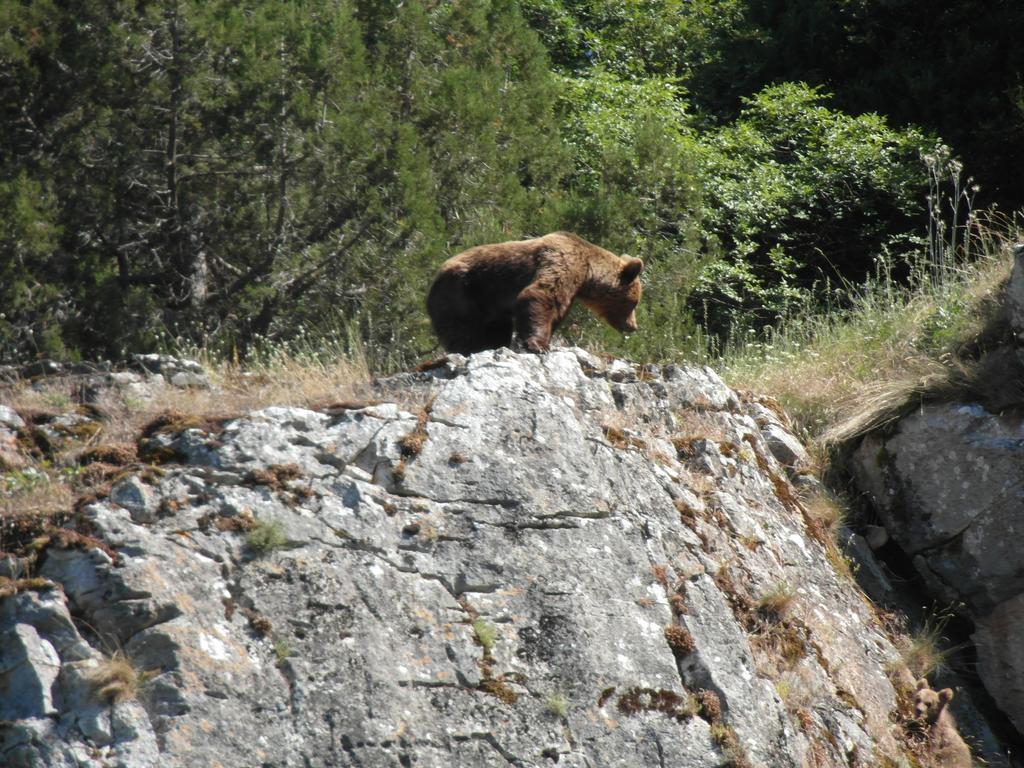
(713, 173, 1018, 446)
(170, 323, 375, 414)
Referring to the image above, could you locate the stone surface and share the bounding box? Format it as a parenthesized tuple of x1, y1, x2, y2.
(1007, 243, 1024, 339)
(975, 592, 1024, 735)
(849, 397, 1024, 744)
(0, 623, 62, 719)
(851, 403, 1024, 612)
(0, 348, 925, 766)
(0, 405, 25, 430)
(109, 476, 159, 523)
(678, 573, 806, 766)
(762, 422, 810, 470)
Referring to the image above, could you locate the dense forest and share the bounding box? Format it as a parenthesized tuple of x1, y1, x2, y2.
(2, 0, 1022, 365)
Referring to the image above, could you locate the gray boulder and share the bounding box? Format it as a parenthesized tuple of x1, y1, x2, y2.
(1, 348, 913, 766)
(851, 403, 1024, 612)
(850, 399, 1024, 740)
(1006, 243, 1024, 339)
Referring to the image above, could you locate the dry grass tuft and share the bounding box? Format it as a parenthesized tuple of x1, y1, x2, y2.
(0, 576, 60, 599)
(824, 541, 857, 583)
(602, 423, 647, 451)
(88, 651, 149, 704)
(821, 359, 967, 449)
(713, 566, 756, 622)
(244, 463, 304, 491)
(0, 346, 372, 457)
(78, 442, 138, 466)
(616, 687, 696, 721)
(709, 722, 754, 768)
(544, 692, 568, 717)
(775, 664, 824, 715)
(694, 688, 722, 723)
(159, 346, 374, 419)
(898, 619, 952, 679)
(757, 581, 797, 621)
(478, 677, 518, 704)
(399, 418, 429, 458)
(1, 481, 75, 518)
(801, 490, 847, 548)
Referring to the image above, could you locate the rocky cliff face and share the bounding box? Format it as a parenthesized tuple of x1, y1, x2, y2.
(0, 348, 948, 766)
(848, 245, 1024, 747)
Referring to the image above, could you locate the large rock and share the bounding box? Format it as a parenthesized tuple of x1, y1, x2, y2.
(1006, 243, 1024, 339)
(850, 403, 1024, 612)
(975, 593, 1024, 734)
(0, 348, 912, 766)
(850, 399, 1024, 738)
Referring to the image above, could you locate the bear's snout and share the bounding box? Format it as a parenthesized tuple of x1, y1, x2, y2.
(621, 312, 638, 333)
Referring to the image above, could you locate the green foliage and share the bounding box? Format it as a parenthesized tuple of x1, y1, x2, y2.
(0, 0, 577, 364)
(692, 83, 936, 337)
(247, 518, 287, 554)
(555, 68, 707, 359)
(0, 174, 64, 357)
(472, 618, 498, 652)
(520, 0, 747, 82)
(694, 0, 1024, 212)
(0, 0, 998, 367)
(272, 636, 294, 665)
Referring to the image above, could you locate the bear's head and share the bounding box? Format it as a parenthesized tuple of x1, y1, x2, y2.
(914, 678, 953, 725)
(583, 257, 644, 333)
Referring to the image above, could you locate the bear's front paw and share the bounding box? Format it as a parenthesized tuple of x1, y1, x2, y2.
(524, 338, 550, 354)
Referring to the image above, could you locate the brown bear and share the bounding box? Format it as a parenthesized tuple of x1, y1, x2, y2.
(426, 231, 643, 354)
(913, 678, 972, 768)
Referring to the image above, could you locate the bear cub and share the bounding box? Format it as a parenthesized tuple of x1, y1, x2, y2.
(913, 678, 972, 768)
(426, 231, 643, 354)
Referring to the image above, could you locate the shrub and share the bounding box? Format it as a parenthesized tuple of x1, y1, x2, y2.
(693, 82, 937, 339)
(247, 518, 288, 554)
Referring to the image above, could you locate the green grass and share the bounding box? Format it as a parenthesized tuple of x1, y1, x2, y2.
(545, 693, 568, 718)
(714, 216, 1017, 448)
(472, 618, 498, 652)
(247, 518, 288, 554)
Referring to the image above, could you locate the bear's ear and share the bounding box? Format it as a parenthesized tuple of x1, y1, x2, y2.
(620, 257, 644, 284)
(916, 679, 929, 691)
(939, 688, 954, 705)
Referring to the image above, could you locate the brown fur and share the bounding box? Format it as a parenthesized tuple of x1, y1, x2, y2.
(914, 678, 972, 768)
(426, 232, 643, 354)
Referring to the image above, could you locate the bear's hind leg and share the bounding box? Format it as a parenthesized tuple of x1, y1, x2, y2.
(428, 271, 490, 354)
(438, 315, 511, 354)
(436, 324, 491, 355)
(483, 317, 514, 351)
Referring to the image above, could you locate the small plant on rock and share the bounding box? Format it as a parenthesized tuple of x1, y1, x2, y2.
(247, 518, 287, 554)
(272, 636, 294, 665)
(399, 410, 430, 458)
(664, 624, 696, 656)
(710, 722, 753, 768)
(472, 618, 497, 652)
(545, 692, 568, 718)
(88, 651, 150, 704)
(757, 581, 797, 621)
